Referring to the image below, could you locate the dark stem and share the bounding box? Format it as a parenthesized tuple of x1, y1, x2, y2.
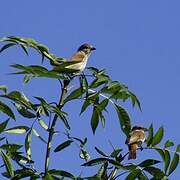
(44, 80, 70, 175)
(108, 152, 129, 179)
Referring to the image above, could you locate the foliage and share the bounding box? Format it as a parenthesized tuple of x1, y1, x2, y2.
(0, 36, 179, 179)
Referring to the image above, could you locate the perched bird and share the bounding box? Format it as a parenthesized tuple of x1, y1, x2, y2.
(67, 43, 96, 72)
(126, 126, 147, 160)
(50, 43, 96, 75)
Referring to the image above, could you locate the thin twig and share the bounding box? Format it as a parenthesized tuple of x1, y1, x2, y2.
(44, 79, 70, 175)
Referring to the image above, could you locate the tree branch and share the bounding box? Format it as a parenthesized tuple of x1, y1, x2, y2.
(44, 79, 70, 175)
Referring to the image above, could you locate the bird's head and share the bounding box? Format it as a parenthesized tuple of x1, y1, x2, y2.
(131, 126, 148, 132)
(77, 43, 96, 55)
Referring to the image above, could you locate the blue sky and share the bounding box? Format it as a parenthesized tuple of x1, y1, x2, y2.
(0, 0, 180, 179)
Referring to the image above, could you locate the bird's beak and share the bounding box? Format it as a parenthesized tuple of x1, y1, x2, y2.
(91, 47, 96, 51)
(143, 128, 148, 132)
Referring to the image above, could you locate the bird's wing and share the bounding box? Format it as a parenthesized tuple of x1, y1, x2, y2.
(69, 51, 86, 62)
(128, 131, 145, 145)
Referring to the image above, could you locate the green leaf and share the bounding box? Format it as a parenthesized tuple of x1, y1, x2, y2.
(80, 75, 88, 92)
(129, 92, 141, 110)
(98, 99, 109, 112)
(1, 91, 33, 109)
(52, 61, 82, 73)
(99, 113, 106, 128)
(37, 44, 49, 53)
(176, 144, 180, 152)
(151, 126, 164, 146)
(0, 144, 23, 152)
(164, 140, 174, 148)
(137, 173, 148, 180)
(43, 173, 54, 180)
(138, 159, 161, 167)
(23, 75, 34, 84)
(10, 152, 34, 164)
(80, 100, 91, 115)
(168, 153, 179, 176)
(48, 169, 74, 179)
(81, 158, 108, 166)
(0, 119, 9, 133)
(146, 124, 153, 146)
(95, 147, 109, 157)
(143, 166, 166, 179)
(10, 64, 49, 75)
(114, 104, 131, 137)
(0, 43, 16, 53)
(0, 85, 8, 94)
(20, 44, 29, 55)
(0, 151, 14, 177)
(4, 126, 29, 134)
(25, 129, 32, 160)
(32, 128, 47, 144)
(38, 119, 48, 131)
(54, 140, 73, 152)
(0, 101, 15, 119)
(65, 87, 85, 103)
(125, 169, 141, 180)
(91, 107, 99, 134)
(90, 75, 109, 88)
(110, 148, 122, 158)
(79, 149, 90, 161)
(164, 150, 171, 174)
(52, 107, 70, 130)
(14, 103, 36, 118)
(96, 162, 108, 178)
(9, 168, 40, 179)
(154, 147, 165, 161)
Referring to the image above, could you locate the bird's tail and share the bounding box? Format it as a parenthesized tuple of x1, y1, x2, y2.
(128, 144, 137, 160)
(128, 150, 136, 160)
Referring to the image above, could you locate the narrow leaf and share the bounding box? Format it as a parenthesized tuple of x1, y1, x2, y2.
(164, 140, 174, 149)
(114, 104, 131, 137)
(0, 43, 16, 53)
(146, 124, 153, 146)
(54, 140, 73, 152)
(25, 129, 32, 160)
(38, 119, 48, 131)
(0, 144, 22, 152)
(14, 103, 36, 118)
(0, 85, 8, 94)
(5, 126, 29, 134)
(79, 149, 90, 161)
(48, 169, 74, 178)
(95, 147, 109, 157)
(164, 150, 171, 174)
(138, 159, 161, 167)
(20, 44, 28, 55)
(0, 101, 15, 119)
(0, 151, 14, 177)
(168, 153, 179, 176)
(110, 148, 122, 158)
(65, 87, 85, 103)
(125, 169, 141, 180)
(91, 107, 99, 134)
(32, 128, 47, 144)
(152, 126, 164, 146)
(82, 158, 108, 166)
(176, 144, 180, 152)
(143, 166, 166, 179)
(0, 119, 9, 133)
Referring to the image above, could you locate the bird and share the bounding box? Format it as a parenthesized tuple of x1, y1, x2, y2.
(126, 126, 147, 160)
(52, 43, 96, 74)
(67, 43, 96, 72)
